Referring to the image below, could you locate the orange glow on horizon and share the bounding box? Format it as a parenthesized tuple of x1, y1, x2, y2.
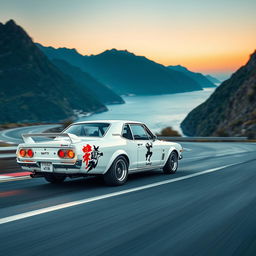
(154, 52, 252, 74)
(1, 0, 256, 79)
(38, 36, 254, 76)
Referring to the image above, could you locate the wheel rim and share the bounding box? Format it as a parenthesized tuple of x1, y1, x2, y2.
(115, 159, 127, 181)
(170, 154, 178, 171)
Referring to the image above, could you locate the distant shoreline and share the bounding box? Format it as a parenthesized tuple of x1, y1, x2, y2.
(0, 88, 214, 130)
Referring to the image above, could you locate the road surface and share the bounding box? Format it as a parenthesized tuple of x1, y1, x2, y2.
(0, 142, 256, 256)
(0, 124, 60, 144)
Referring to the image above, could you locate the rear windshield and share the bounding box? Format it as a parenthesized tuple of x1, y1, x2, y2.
(63, 123, 110, 137)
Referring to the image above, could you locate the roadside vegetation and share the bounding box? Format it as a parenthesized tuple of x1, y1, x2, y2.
(157, 127, 181, 137)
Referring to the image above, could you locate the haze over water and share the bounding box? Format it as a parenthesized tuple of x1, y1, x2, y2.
(78, 88, 215, 134)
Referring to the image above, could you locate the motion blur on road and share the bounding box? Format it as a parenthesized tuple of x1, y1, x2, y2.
(0, 140, 256, 256)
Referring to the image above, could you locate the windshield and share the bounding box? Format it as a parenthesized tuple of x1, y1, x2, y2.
(63, 123, 110, 137)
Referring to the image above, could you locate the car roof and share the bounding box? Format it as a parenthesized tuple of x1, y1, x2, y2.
(73, 120, 144, 125)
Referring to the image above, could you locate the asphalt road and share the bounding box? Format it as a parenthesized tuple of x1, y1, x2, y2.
(0, 142, 256, 256)
(0, 124, 60, 144)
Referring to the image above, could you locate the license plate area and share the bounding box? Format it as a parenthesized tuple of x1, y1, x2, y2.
(41, 162, 53, 172)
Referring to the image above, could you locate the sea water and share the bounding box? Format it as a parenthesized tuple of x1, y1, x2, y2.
(78, 88, 215, 134)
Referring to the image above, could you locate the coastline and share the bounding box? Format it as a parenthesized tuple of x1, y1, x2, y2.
(77, 88, 215, 134)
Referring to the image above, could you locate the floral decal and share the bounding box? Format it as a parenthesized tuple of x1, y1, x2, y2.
(82, 144, 103, 171)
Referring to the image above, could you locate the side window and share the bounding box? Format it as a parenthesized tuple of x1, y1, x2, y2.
(143, 125, 154, 140)
(130, 124, 149, 140)
(122, 124, 133, 140)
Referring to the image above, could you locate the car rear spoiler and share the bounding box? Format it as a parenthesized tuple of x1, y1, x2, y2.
(21, 133, 80, 144)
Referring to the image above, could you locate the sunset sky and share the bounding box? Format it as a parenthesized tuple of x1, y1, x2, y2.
(1, 0, 256, 80)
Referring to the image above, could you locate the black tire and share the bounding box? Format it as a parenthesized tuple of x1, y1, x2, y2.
(163, 151, 178, 174)
(43, 173, 66, 184)
(103, 156, 128, 186)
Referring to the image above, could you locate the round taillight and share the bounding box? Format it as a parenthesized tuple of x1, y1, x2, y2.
(58, 149, 65, 158)
(27, 149, 34, 158)
(67, 150, 75, 159)
(19, 149, 26, 157)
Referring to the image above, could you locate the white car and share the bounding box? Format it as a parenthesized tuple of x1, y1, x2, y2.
(16, 120, 183, 185)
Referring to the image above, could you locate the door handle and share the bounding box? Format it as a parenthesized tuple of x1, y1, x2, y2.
(137, 143, 143, 146)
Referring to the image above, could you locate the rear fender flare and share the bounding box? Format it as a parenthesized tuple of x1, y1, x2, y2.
(103, 150, 129, 174)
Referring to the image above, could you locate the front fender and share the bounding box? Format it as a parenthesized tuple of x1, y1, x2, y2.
(103, 149, 129, 174)
(164, 146, 180, 166)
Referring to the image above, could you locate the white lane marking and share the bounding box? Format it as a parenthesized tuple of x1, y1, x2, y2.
(0, 176, 10, 179)
(0, 132, 20, 141)
(0, 162, 243, 225)
(0, 176, 31, 183)
(183, 147, 192, 151)
(0, 125, 60, 143)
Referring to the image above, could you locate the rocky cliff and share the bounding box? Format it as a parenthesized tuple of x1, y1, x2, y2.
(181, 51, 256, 138)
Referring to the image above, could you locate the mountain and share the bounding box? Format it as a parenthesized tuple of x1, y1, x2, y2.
(181, 51, 256, 139)
(36, 43, 85, 71)
(51, 59, 124, 104)
(205, 74, 221, 84)
(168, 65, 216, 88)
(38, 45, 203, 95)
(0, 20, 106, 124)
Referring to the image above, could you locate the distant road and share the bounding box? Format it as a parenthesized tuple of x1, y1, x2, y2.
(0, 124, 60, 144)
(0, 142, 256, 255)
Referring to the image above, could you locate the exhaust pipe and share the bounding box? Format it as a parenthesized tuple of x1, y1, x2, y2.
(30, 171, 43, 178)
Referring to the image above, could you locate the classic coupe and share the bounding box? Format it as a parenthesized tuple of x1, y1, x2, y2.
(16, 120, 183, 185)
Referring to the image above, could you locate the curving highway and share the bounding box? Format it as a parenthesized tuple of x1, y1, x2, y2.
(0, 124, 60, 144)
(0, 142, 256, 255)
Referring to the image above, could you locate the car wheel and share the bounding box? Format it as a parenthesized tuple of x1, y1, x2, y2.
(43, 173, 66, 184)
(163, 151, 178, 174)
(103, 156, 128, 186)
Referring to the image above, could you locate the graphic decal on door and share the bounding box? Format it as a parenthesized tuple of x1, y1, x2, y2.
(145, 142, 153, 164)
(82, 144, 103, 171)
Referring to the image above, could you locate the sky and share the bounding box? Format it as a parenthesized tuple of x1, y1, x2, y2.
(1, 0, 256, 80)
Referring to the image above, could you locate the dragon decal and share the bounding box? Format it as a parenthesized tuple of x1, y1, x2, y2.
(82, 144, 103, 171)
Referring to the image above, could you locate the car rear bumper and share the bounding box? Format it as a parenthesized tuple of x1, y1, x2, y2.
(18, 160, 83, 172)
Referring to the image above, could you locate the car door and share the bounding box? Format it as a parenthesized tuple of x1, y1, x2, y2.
(121, 124, 137, 170)
(129, 124, 162, 168)
(143, 124, 163, 166)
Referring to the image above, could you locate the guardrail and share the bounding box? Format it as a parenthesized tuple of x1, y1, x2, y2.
(0, 146, 17, 151)
(0, 147, 17, 159)
(158, 136, 248, 142)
